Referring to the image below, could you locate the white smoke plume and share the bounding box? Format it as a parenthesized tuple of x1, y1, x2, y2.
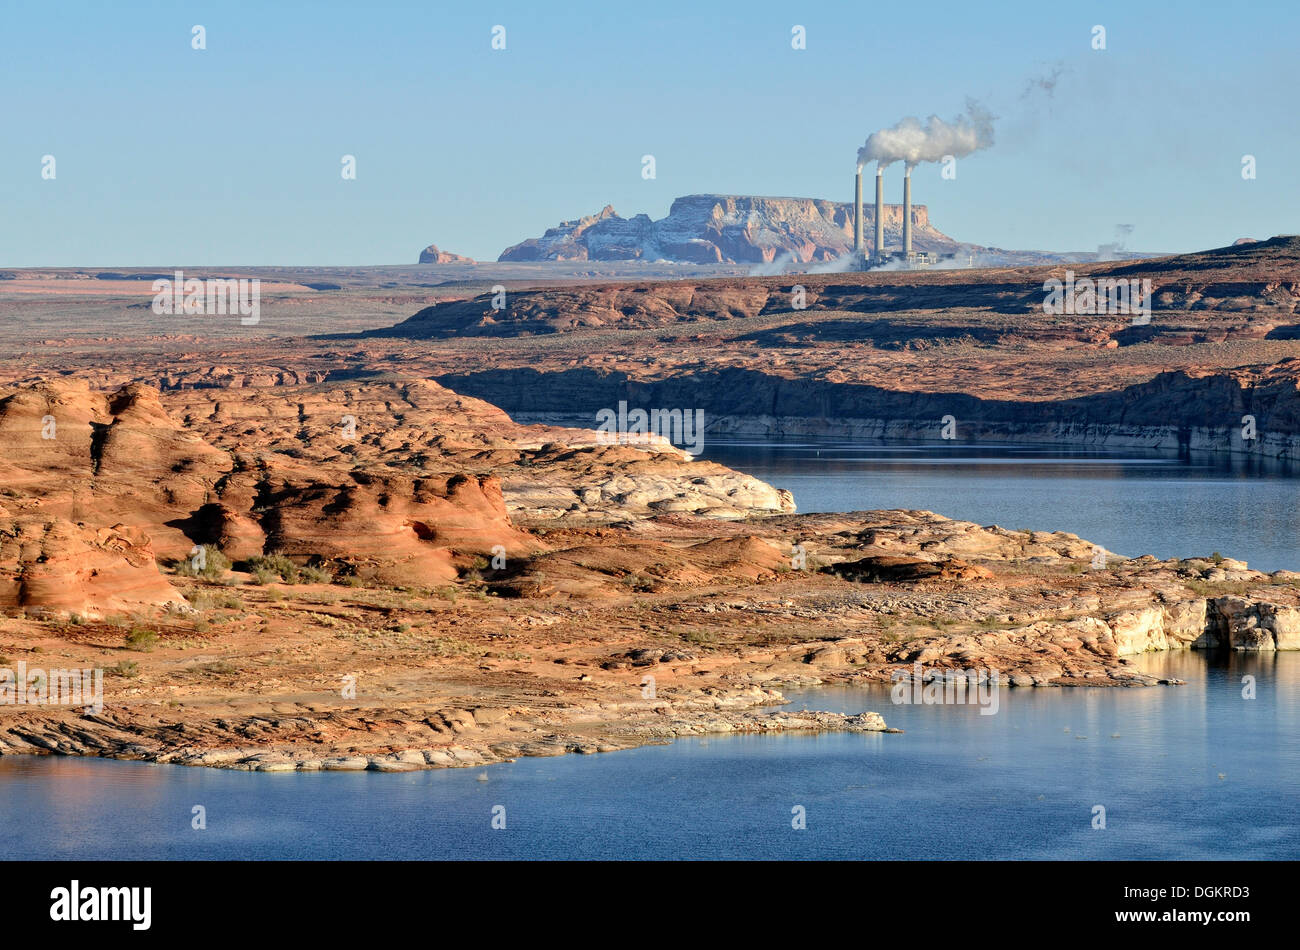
(856, 98, 996, 172)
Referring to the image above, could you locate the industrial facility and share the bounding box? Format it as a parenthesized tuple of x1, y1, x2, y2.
(852, 167, 935, 270)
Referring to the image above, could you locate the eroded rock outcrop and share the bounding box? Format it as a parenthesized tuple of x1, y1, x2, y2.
(1208, 597, 1300, 651)
(1105, 596, 1300, 654)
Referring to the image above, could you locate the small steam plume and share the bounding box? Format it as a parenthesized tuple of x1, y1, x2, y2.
(856, 98, 996, 172)
(1097, 224, 1135, 261)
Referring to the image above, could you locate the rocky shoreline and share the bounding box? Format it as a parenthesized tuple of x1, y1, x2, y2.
(512, 411, 1300, 461)
(0, 686, 894, 772)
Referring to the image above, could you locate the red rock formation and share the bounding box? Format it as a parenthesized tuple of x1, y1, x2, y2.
(0, 518, 181, 617)
(260, 472, 540, 586)
(0, 380, 561, 611)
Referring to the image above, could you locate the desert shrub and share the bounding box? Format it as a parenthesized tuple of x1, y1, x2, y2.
(125, 628, 158, 652)
(436, 586, 458, 603)
(300, 565, 333, 584)
(108, 660, 140, 678)
(246, 552, 300, 583)
(676, 628, 718, 647)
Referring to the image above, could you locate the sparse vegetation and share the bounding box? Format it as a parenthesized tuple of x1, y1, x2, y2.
(191, 590, 244, 611)
(299, 590, 341, 605)
(1183, 579, 1251, 598)
(192, 660, 236, 676)
(426, 636, 488, 658)
(675, 627, 718, 647)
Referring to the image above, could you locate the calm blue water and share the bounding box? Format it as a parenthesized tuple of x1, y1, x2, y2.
(1, 652, 1296, 860)
(700, 439, 1300, 573)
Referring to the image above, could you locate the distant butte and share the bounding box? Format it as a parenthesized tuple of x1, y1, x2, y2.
(418, 244, 475, 264)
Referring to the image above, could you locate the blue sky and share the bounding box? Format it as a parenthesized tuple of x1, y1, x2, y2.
(1, 0, 1296, 265)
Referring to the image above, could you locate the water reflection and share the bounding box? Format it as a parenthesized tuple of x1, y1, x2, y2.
(1, 652, 1295, 859)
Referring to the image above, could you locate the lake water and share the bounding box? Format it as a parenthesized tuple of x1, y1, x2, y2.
(700, 439, 1300, 573)
(1, 652, 1296, 860)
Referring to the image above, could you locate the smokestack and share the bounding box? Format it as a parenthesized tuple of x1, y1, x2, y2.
(854, 169, 863, 256)
(903, 169, 912, 258)
(873, 169, 884, 260)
